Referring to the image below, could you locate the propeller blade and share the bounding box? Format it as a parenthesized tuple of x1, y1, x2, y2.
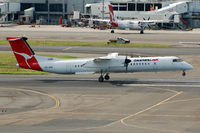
(148, 24, 151, 29)
(124, 56, 131, 72)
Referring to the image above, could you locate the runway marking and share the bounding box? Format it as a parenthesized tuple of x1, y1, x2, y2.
(16, 88, 60, 109)
(123, 84, 200, 88)
(12, 86, 185, 133)
(45, 89, 183, 133)
(120, 91, 182, 125)
(63, 87, 183, 132)
(140, 114, 200, 119)
(117, 91, 183, 133)
(163, 97, 200, 104)
(62, 47, 72, 51)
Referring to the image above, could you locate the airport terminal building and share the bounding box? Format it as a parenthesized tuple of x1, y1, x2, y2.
(0, 0, 100, 24)
(0, 0, 200, 28)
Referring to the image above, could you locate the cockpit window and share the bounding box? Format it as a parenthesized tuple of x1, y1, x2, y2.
(173, 58, 183, 62)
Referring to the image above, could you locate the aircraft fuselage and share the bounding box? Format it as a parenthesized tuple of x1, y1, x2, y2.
(35, 55, 193, 75)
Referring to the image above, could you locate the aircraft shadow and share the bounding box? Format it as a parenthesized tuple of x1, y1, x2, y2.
(37, 79, 198, 86)
(110, 80, 197, 86)
(115, 32, 154, 35)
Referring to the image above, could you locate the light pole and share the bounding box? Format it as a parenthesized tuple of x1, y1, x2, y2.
(63, 0, 65, 18)
(102, 0, 104, 19)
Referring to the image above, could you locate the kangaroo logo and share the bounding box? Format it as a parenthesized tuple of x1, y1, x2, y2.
(14, 52, 33, 68)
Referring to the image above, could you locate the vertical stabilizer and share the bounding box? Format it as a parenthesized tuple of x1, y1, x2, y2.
(150, 5, 155, 11)
(108, 4, 118, 27)
(7, 37, 42, 71)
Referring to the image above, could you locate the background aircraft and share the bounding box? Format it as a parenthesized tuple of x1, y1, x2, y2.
(108, 4, 164, 34)
(7, 37, 193, 82)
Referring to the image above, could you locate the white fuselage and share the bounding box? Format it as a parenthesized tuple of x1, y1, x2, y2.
(117, 20, 141, 30)
(35, 55, 193, 75)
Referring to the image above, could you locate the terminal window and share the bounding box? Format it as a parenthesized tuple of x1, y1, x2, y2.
(35, 4, 48, 11)
(50, 4, 63, 12)
(137, 3, 144, 11)
(128, 3, 135, 11)
(21, 3, 32, 11)
(119, 3, 127, 11)
(154, 3, 162, 9)
(111, 3, 118, 11)
(145, 3, 152, 11)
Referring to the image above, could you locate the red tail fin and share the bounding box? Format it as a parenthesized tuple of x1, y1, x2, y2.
(108, 4, 118, 27)
(150, 5, 155, 11)
(7, 37, 42, 71)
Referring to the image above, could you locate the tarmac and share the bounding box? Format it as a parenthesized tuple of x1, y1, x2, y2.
(0, 25, 200, 133)
(0, 25, 200, 45)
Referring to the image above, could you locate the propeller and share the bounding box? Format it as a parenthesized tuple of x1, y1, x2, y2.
(143, 17, 150, 21)
(147, 24, 152, 29)
(124, 56, 131, 72)
(142, 17, 152, 30)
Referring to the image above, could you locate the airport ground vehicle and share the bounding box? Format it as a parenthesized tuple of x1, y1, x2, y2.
(108, 37, 130, 44)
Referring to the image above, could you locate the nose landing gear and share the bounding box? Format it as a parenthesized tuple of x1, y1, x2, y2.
(140, 30, 144, 34)
(182, 70, 186, 76)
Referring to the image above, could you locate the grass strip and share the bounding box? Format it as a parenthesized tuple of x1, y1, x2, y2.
(0, 40, 171, 47)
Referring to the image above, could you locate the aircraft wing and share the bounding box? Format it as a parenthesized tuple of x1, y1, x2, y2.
(82, 53, 122, 68)
(93, 53, 118, 62)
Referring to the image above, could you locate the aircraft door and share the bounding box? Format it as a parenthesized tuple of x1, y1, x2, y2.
(66, 63, 73, 74)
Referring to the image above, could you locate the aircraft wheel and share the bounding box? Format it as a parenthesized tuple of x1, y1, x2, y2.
(104, 74, 110, 80)
(140, 30, 144, 34)
(98, 76, 104, 82)
(182, 71, 186, 76)
(111, 30, 114, 33)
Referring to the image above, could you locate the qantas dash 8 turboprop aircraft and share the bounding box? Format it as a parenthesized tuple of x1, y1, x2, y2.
(7, 37, 193, 82)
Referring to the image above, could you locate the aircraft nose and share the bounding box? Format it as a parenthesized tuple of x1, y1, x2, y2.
(184, 62, 193, 70)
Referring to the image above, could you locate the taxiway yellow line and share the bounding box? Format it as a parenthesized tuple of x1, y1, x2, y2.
(163, 97, 200, 104)
(120, 91, 182, 125)
(16, 88, 60, 109)
(140, 114, 200, 118)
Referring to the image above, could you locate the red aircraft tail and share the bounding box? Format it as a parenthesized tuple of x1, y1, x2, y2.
(108, 4, 118, 27)
(150, 5, 155, 11)
(7, 37, 42, 71)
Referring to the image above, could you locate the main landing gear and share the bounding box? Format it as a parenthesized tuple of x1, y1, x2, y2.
(111, 29, 115, 33)
(98, 72, 110, 82)
(182, 70, 186, 76)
